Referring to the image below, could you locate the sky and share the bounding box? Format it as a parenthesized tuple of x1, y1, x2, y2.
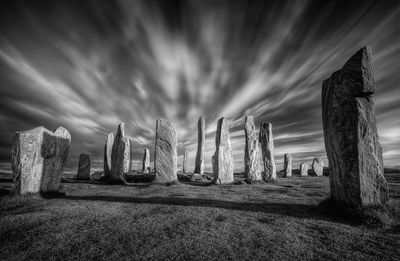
(0, 0, 399, 173)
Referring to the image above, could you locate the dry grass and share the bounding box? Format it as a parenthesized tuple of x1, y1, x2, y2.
(1, 172, 400, 260)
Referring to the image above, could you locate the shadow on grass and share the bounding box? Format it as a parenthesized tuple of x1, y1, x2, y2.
(60, 194, 358, 225)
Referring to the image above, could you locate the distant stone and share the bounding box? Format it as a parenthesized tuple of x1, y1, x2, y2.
(77, 153, 90, 180)
(212, 117, 234, 184)
(11, 126, 71, 194)
(194, 116, 205, 174)
(110, 123, 130, 182)
(155, 119, 178, 184)
(244, 116, 262, 182)
(300, 163, 308, 177)
(190, 173, 207, 182)
(183, 148, 189, 173)
(284, 153, 292, 177)
(322, 46, 388, 206)
(259, 123, 276, 181)
(103, 132, 114, 178)
(142, 148, 150, 173)
(311, 157, 324, 176)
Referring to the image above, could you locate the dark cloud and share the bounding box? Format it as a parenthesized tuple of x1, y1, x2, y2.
(0, 0, 399, 172)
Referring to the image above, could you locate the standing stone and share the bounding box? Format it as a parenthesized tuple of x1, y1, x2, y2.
(311, 157, 324, 176)
(110, 123, 130, 182)
(244, 116, 262, 182)
(300, 163, 308, 177)
(212, 117, 234, 184)
(283, 153, 292, 177)
(103, 133, 114, 178)
(183, 148, 189, 173)
(154, 119, 178, 184)
(142, 148, 150, 173)
(194, 116, 205, 174)
(77, 153, 90, 180)
(11, 126, 71, 194)
(259, 123, 276, 181)
(322, 46, 388, 206)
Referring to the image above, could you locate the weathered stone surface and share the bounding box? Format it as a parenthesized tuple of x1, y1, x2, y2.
(154, 119, 178, 184)
(110, 123, 130, 182)
(244, 116, 262, 182)
(11, 126, 71, 194)
(183, 148, 189, 173)
(300, 163, 308, 177)
(311, 157, 324, 177)
(322, 46, 388, 207)
(77, 153, 90, 180)
(212, 117, 234, 184)
(259, 123, 276, 181)
(103, 133, 114, 178)
(194, 116, 205, 174)
(142, 148, 150, 173)
(284, 153, 292, 177)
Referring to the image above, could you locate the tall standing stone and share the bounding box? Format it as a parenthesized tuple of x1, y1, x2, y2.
(183, 148, 189, 173)
(311, 157, 324, 176)
(110, 123, 130, 182)
(300, 163, 308, 177)
(154, 119, 178, 184)
(194, 116, 205, 174)
(244, 116, 262, 182)
(11, 126, 71, 194)
(103, 133, 114, 178)
(212, 117, 234, 184)
(322, 46, 388, 206)
(77, 153, 90, 180)
(142, 148, 150, 173)
(284, 153, 292, 177)
(259, 123, 276, 181)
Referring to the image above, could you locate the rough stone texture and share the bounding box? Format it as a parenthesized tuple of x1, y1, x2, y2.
(142, 148, 150, 173)
(244, 116, 262, 182)
(183, 148, 189, 173)
(322, 46, 388, 207)
(284, 153, 292, 177)
(312, 157, 324, 177)
(300, 163, 308, 177)
(103, 133, 114, 178)
(77, 153, 90, 180)
(154, 119, 178, 184)
(194, 116, 205, 174)
(259, 123, 276, 181)
(212, 117, 234, 184)
(110, 123, 130, 182)
(11, 126, 71, 194)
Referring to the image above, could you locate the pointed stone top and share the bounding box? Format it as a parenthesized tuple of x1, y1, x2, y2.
(116, 122, 125, 138)
(341, 46, 374, 95)
(53, 127, 71, 140)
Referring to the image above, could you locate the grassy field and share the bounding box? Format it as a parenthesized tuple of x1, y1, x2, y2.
(1, 172, 400, 260)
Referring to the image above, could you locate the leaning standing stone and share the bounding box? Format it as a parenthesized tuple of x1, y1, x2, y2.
(142, 148, 150, 173)
(300, 163, 308, 177)
(194, 116, 205, 174)
(311, 157, 323, 176)
(284, 153, 292, 177)
(103, 132, 114, 178)
(259, 123, 276, 181)
(154, 119, 178, 184)
(244, 116, 262, 182)
(77, 153, 90, 180)
(322, 46, 388, 207)
(212, 117, 234, 184)
(110, 123, 130, 182)
(183, 148, 189, 173)
(11, 126, 71, 194)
